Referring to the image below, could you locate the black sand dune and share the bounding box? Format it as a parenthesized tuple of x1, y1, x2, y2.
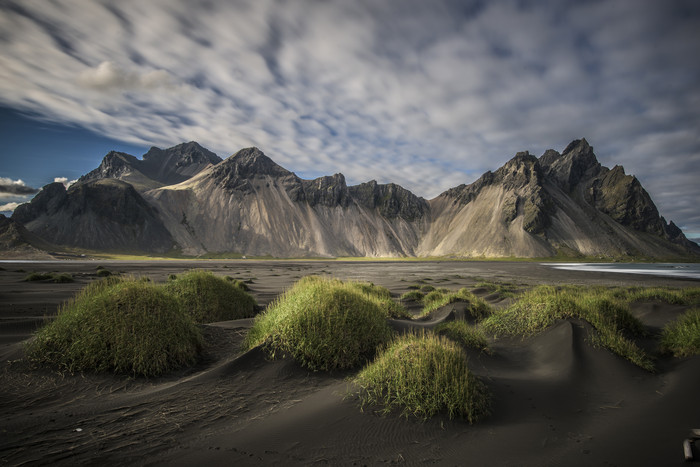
(1, 261, 699, 465)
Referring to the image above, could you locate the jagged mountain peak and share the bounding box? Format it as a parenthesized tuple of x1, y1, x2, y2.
(442, 149, 544, 205)
(143, 141, 221, 165)
(80, 142, 221, 189)
(220, 147, 291, 177)
(541, 138, 601, 192)
(349, 180, 429, 221)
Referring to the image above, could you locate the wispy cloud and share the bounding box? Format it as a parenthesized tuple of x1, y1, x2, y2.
(0, 177, 38, 198)
(0, 0, 698, 233)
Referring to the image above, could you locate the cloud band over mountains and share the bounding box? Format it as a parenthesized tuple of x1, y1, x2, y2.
(0, 0, 699, 236)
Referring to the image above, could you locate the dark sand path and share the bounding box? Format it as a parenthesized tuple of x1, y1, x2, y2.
(1, 260, 698, 465)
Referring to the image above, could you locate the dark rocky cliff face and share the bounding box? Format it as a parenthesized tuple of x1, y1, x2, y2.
(349, 180, 429, 221)
(13, 179, 173, 253)
(302, 174, 351, 208)
(442, 152, 553, 235)
(587, 165, 665, 235)
(540, 138, 602, 192)
(0, 214, 53, 252)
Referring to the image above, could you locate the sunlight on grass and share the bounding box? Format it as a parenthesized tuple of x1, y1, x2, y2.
(165, 270, 257, 323)
(354, 332, 489, 421)
(660, 308, 700, 357)
(27, 277, 202, 377)
(421, 288, 492, 319)
(245, 276, 395, 371)
(481, 285, 660, 370)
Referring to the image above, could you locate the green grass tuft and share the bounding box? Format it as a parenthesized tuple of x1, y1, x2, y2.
(614, 287, 700, 306)
(52, 273, 74, 283)
(474, 280, 520, 298)
(435, 321, 490, 353)
(400, 290, 425, 302)
(165, 270, 257, 323)
(96, 268, 113, 277)
(660, 308, 700, 357)
(354, 332, 489, 421)
(245, 276, 394, 371)
(24, 272, 74, 283)
(225, 276, 251, 291)
(421, 288, 492, 320)
(26, 278, 202, 377)
(24, 272, 53, 281)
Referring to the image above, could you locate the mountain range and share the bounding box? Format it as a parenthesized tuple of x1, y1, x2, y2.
(5, 139, 699, 259)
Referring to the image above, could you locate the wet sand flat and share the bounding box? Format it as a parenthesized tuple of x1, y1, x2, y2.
(1, 260, 699, 466)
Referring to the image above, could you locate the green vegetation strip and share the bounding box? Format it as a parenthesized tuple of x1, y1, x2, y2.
(481, 285, 700, 371)
(354, 332, 489, 422)
(245, 276, 396, 371)
(24, 272, 74, 283)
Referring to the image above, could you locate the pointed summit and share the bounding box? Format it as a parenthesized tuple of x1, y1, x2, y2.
(541, 138, 601, 192)
(220, 147, 292, 178)
(79, 142, 221, 189)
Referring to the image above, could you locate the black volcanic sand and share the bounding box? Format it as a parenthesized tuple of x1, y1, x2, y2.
(1, 260, 699, 466)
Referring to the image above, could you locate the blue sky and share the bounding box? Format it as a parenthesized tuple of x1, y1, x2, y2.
(0, 0, 699, 240)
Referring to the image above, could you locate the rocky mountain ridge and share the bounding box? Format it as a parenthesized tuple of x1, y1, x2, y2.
(7, 139, 699, 258)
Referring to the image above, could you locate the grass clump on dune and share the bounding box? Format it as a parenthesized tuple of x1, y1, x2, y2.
(354, 332, 489, 421)
(482, 285, 652, 370)
(344, 281, 410, 319)
(421, 288, 492, 320)
(435, 321, 490, 353)
(615, 286, 700, 306)
(245, 276, 394, 371)
(400, 290, 425, 302)
(165, 270, 257, 323)
(660, 308, 700, 357)
(24, 272, 74, 283)
(27, 278, 202, 377)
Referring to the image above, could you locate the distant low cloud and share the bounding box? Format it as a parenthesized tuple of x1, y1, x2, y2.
(0, 177, 38, 198)
(0, 201, 22, 212)
(0, 0, 698, 235)
(54, 177, 77, 188)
